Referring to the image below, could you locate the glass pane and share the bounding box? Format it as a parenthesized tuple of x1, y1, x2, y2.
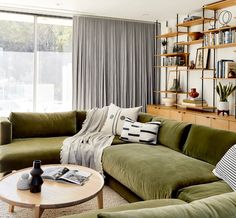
(0, 12, 34, 116)
(36, 17, 72, 112)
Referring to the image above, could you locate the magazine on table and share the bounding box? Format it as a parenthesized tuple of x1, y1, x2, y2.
(42, 167, 92, 185)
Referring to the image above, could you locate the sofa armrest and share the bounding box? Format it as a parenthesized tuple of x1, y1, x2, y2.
(0, 117, 12, 145)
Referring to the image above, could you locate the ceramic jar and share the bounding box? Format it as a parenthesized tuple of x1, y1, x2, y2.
(189, 88, 199, 99)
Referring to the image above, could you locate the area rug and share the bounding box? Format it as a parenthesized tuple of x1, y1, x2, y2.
(0, 186, 128, 218)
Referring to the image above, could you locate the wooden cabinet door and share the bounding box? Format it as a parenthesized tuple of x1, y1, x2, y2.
(211, 118, 228, 130)
(146, 105, 170, 118)
(182, 112, 195, 124)
(195, 115, 211, 127)
(169, 110, 182, 121)
(229, 121, 236, 132)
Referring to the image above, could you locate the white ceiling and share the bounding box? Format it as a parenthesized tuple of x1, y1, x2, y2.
(0, 0, 216, 21)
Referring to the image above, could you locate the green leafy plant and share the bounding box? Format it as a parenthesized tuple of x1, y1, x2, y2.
(216, 82, 236, 102)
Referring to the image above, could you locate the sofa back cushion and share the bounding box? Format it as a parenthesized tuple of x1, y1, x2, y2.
(10, 111, 77, 138)
(137, 113, 154, 123)
(183, 124, 236, 165)
(152, 117, 191, 151)
(76, 111, 87, 132)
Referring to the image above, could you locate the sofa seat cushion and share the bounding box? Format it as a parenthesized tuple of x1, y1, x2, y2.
(59, 198, 186, 218)
(10, 111, 77, 138)
(97, 192, 236, 218)
(0, 137, 66, 172)
(102, 144, 218, 200)
(177, 180, 233, 203)
(184, 124, 236, 166)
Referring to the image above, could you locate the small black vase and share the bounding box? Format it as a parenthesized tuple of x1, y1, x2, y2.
(30, 160, 44, 193)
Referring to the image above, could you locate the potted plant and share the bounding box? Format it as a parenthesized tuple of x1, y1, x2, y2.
(216, 82, 236, 111)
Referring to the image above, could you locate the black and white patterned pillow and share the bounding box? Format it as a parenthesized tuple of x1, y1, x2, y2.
(120, 118, 161, 145)
(213, 144, 236, 191)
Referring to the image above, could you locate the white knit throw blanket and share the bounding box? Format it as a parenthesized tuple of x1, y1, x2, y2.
(60, 107, 114, 173)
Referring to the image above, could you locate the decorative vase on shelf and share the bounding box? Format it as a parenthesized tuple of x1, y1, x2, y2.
(30, 160, 44, 193)
(189, 88, 199, 99)
(169, 79, 182, 92)
(218, 101, 229, 111)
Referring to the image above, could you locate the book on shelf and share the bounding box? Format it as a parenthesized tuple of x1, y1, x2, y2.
(42, 167, 92, 185)
(182, 98, 208, 107)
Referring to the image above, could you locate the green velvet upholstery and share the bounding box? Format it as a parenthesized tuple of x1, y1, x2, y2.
(76, 111, 87, 132)
(0, 117, 12, 145)
(0, 137, 66, 172)
(60, 199, 186, 218)
(102, 144, 218, 200)
(177, 180, 233, 202)
(152, 117, 191, 151)
(111, 135, 127, 145)
(183, 124, 236, 165)
(9, 111, 77, 138)
(137, 113, 154, 123)
(97, 192, 236, 218)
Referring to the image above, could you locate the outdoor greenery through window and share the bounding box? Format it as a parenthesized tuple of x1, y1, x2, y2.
(0, 12, 72, 116)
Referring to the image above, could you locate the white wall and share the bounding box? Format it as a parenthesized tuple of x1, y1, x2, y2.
(159, 5, 236, 114)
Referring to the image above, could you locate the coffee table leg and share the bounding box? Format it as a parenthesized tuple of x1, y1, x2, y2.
(35, 205, 44, 218)
(8, 205, 14, 213)
(97, 190, 103, 209)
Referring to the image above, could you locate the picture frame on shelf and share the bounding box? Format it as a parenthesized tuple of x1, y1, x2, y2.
(195, 48, 210, 69)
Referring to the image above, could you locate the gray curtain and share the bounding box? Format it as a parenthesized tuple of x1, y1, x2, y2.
(73, 16, 157, 110)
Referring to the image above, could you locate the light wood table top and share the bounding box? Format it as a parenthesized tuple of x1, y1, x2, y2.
(0, 164, 104, 218)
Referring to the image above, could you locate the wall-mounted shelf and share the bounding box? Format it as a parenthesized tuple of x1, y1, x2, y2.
(203, 25, 236, 34)
(204, 0, 236, 10)
(176, 39, 203, 46)
(201, 77, 236, 80)
(157, 32, 187, 38)
(154, 65, 187, 68)
(155, 90, 188, 94)
(203, 42, 236, 49)
(177, 18, 215, 27)
(158, 52, 189, 57)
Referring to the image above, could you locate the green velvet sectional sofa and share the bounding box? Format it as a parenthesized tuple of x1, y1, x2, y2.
(0, 111, 236, 217)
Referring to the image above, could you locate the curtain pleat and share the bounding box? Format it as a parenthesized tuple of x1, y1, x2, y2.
(73, 16, 158, 111)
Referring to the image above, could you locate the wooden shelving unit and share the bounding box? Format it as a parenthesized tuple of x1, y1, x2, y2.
(203, 42, 236, 49)
(154, 65, 187, 68)
(203, 25, 236, 34)
(176, 104, 216, 110)
(158, 52, 189, 57)
(201, 77, 236, 80)
(177, 18, 214, 27)
(155, 91, 188, 94)
(176, 39, 203, 46)
(204, 0, 236, 10)
(157, 32, 187, 38)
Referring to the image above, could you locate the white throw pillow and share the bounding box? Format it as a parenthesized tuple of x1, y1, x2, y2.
(101, 103, 142, 135)
(213, 144, 236, 191)
(120, 118, 161, 145)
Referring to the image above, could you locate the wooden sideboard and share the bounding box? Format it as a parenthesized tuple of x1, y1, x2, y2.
(147, 104, 236, 132)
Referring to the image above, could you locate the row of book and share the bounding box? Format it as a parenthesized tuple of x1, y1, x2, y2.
(182, 98, 208, 107)
(204, 29, 236, 47)
(216, 60, 236, 78)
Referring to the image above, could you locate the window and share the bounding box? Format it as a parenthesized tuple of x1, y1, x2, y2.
(0, 12, 72, 116)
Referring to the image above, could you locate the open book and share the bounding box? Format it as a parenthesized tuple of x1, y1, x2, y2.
(42, 167, 92, 185)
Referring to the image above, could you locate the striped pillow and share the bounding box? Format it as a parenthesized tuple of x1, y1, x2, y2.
(213, 144, 236, 191)
(120, 118, 161, 145)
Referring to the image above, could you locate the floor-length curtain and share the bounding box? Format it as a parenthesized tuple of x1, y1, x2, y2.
(73, 16, 157, 110)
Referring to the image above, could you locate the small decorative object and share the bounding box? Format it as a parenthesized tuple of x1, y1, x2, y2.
(189, 60, 195, 69)
(162, 97, 176, 107)
(161, 40, 167, 54)
(227, 62, 236, 78)
(169, 78, 182, 92)
(17, 173, 31, 190)
(216, 82, 236, 116)
(218, 10, 232, 27)
(209, 17, 216, 30)
(183, 15, 201, 23)
(188, 32, 204, 41)
(189, 88, 199, 99)
(195, 48, 210, 69)
(30, 160, 44, 193)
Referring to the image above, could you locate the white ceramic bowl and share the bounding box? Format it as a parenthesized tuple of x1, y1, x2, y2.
(162, 97, 176, 106)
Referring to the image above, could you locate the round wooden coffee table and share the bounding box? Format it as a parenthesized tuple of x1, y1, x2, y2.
(0, 164, 104, 218)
